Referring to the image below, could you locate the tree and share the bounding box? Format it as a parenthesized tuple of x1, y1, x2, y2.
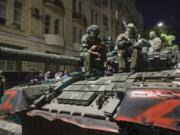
(160, 33, 178, 49)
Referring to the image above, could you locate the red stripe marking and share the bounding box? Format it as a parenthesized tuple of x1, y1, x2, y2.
(0, 90, 17, 113)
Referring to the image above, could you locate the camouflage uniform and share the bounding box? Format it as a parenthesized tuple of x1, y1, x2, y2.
(116, 23, 139, 72)
(149, 31, 162, 52)
(80, 25, 104, 75)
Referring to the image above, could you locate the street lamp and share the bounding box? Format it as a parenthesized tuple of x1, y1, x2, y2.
(157, 22, 164, 27)
(156, 22, 167, 35)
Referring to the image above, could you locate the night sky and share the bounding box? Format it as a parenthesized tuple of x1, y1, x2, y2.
(135, 0, 179, 43)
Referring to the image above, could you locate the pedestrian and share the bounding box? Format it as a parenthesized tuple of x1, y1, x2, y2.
(0, 70, 5, 99)
(44, 70, 54, 80)
(25, 68, 36, 83)
(62, 70, 69, 79)
(55, 70, 63, 80)
(38, 70, 45, 82)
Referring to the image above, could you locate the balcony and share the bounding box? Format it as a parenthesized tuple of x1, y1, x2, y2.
(44, 34, 65, 47)
(72, 12, 87, 27)
(43, 0, 65, 15)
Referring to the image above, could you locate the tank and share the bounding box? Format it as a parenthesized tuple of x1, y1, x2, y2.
(0, 47, 180, 135)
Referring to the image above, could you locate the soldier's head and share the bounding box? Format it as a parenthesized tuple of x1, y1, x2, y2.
(126, 23, 136, 37)
(87, 25, 99, 38)
(149, 31, 156, 39)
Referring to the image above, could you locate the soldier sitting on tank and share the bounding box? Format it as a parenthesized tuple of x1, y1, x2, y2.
(116, 23, 140, 73)
(80, 25, 105, 77)
(149, 31, 162, 52)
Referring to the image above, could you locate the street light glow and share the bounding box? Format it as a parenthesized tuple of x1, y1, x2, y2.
(157, 22, 164, 27)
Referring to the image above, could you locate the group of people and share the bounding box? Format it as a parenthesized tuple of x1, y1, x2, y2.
(0, 68, 69, 99)
(25, 68, 69, 84)
(80, 23, 162, 76)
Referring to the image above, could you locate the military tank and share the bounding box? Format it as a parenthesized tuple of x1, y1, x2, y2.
(0, 46, 180, 135)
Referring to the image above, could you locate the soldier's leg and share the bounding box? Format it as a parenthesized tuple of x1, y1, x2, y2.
(83, 52, 91, 75)
(118, 49, 127, 72)
(130, 49, 138, 71)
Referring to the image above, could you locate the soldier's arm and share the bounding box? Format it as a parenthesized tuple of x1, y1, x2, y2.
(155, 38, 162, 51)
(116, 35, 130, 49)
(157, 38, 162, 46)
(88, 46, 101, 57)
(80, 35, 89, 52)
(89, 51, 101, 57)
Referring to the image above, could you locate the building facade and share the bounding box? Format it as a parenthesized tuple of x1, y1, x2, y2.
(0, 0, 143, 58)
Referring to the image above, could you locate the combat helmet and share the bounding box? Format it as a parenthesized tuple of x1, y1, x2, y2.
(127, 23, 136, 29)
(149, 31, 156, 39)
(87, 25, 99, 34)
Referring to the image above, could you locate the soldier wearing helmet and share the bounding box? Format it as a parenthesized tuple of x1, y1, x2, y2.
(149, 31, 162, 52)
(80, 25, 105, 76)
(116, 23, 140, 73)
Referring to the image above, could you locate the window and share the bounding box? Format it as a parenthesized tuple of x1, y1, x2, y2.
(7, 60, 14, 71)
(118, 1, 124, 9)
(91, 11, 98, 25)
(103, 15, 108, 31)
(110, 0, 113, 9)
(73, 0, 76, 12)
(59, 65, 65, 71)
(0, 60, 5, 70)
(111, 19, 114, 33)
(14, 0, 22, 29)
(103, 0, 108, 8)
(0, 0, 6, 24)
(54, 19, 59, 34)
(31, 8, 40, 18)
(73, 27, 77, 43)
(91, 10, 94, 24)
(22, 61, 45, 72)
(79, 1, 82, 14)
(0, 60, 18, 72)
(45, 15, 50, 34)
(95, 12, 98, 24)
(94, 0, 100, 7)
